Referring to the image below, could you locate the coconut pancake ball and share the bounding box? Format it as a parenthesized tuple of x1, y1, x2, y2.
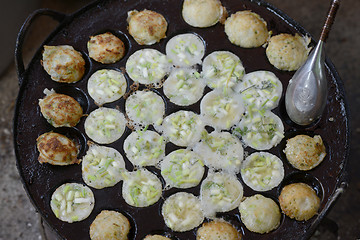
(127, 9, 167, 45)
(87, 32, 126, 64)
(182, 0, 227, 28)
(225, 10, 269, 48)
(266, 33, 311, 71)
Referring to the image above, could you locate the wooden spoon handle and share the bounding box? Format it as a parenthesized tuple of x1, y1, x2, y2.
(320, 0, 340, 42)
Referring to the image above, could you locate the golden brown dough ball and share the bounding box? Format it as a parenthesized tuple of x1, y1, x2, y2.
(42, 45, 85, 83)
(87, 32, 125, 64)
(279, 183, 320, 221)
(239, 194, 281, 234)
(182, 0, 227, 28)
(284, 135, 326, 170)
(224, 11, 268, 48)
(36, 132, 79, 165)
(39, 89, 83, 128)
(196, 220, 242, 240)
(90, 210, 130, 240)
(266, 33, 311, 71)
(127, 9, 167, 45)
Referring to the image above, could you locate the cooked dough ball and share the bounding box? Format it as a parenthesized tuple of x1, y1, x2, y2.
(193, 131, 244, 174)
(162, 192, 204, 232)
(84, 107, 126, 144)
(125, 90, 165, 126)
(284, 135, 326, 171)
(37, 132, 79, 165)
(182, 0, 227, 28)
(225, 11, 268, 48)
(39, 88, 83, 128)
(143, 235, 171, 240)
(234, 110, 284, 150)
(126, 49, 170, 85)
(50, 183, 94, 223)
(196, 220, 242, 240)
(88, 32, 125, 64)
(200, 90, 245, 130)
(127, 9, 167, 45)
(200, 172, 243, 217)
(279, 183, 320, 221)
(90, 210, 130, 240)
(124, 129, 165, 167)
(88, 69, 127, 105)
(160, 149, 205, 189)
(159, 110, 204, 147)
(239, 194, 281, 234)
(122, 169, 162, 207)
(241, 152, 284, 192)
(42, 45, 85, 83)
(266, 33, 311, 71)
(163, 68, 205, 106)
(82, 145, 125, 189)
(234, 70, 282, 111)
(165, 33, 205, 67)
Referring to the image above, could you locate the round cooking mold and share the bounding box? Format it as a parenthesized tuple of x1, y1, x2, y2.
(52, 85, 90, 114)
(277, 172, 324, 202)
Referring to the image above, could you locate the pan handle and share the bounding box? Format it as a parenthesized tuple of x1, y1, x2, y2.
(15, 9, 67, 86)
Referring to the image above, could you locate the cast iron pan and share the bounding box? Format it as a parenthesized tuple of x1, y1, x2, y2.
(13, 0, 350, 239)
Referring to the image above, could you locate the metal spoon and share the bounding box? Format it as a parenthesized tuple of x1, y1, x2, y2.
(285, 0, 340, 126)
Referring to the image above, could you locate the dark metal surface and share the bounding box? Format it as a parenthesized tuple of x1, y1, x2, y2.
(13, 0, 350, 239)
